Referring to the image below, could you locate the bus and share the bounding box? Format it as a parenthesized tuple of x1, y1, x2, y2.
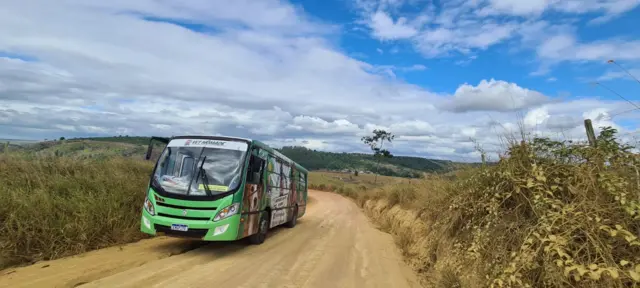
(140, 135, 308, 244)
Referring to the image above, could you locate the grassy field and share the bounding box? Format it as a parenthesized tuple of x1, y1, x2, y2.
(1, 128, 639, 288)
(0, 154, 154, 269)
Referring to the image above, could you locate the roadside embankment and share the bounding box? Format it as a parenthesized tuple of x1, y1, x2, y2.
(315, 130, 640, 287)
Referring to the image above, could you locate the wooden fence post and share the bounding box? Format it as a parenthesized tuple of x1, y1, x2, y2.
(584, 119, 597, 147)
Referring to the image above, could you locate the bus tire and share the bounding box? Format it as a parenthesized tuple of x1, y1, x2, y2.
(249, 211, 269, 245)
(285, 205, 298, 228)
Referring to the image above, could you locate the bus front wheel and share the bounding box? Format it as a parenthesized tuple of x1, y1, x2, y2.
(249, 211, 269, 245)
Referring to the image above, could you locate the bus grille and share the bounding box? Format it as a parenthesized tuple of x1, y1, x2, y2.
(156, 202, 217, 211)
(157, 213, 211, 221)
(154, 224, 209, 239)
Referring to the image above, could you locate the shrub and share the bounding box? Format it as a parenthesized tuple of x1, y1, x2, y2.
(329, 127, 640, 287)
(445, 127, 640, 287)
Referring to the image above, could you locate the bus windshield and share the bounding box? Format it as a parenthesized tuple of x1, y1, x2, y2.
(153, 139, 249, 196)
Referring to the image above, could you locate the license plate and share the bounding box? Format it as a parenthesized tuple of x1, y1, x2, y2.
(170, 224, 189, 232)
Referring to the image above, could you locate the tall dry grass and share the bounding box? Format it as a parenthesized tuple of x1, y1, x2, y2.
(2, 126, 639, 288)
(329, 127, 640, 288)
(0, 153, 154, 269)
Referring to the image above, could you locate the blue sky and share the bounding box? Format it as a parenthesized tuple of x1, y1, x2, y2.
(0, 0, 639, 161)
(325, 0, 640, 96)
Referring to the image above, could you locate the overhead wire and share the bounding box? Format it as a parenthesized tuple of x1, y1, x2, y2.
(593, 81, 640, 110)
(608, 107, 640, 119)
(593, 60, 640, 120)
(608, 59, 640, 85)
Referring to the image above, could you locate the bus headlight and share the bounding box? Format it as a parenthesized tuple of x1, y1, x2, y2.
(144, 197, 155, 216)
(213, 203, 239, 222)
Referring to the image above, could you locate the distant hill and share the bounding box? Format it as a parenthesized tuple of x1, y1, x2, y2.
(277, 146, 465, 178)
(0, 138, 41, 145)
(6, 136, 475, 178)
(72, 136, 153, 146)
(2, 138, 149, 159)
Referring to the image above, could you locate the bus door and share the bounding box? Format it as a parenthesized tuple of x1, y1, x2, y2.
(242, 148, 266, 237)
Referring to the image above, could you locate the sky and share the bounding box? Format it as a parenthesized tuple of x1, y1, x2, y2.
(1, 0, 640, 162)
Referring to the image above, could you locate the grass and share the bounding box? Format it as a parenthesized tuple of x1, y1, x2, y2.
(0, 153, 154, 269)
(308, 171, 405, 191)
(2, 127, 639, 288)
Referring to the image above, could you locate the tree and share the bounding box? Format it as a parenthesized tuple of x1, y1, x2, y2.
(59, 136, 65, 141)
(361, 129, 395, 183)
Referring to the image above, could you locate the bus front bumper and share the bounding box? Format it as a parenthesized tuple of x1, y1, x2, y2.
(140, 210, 240, 241)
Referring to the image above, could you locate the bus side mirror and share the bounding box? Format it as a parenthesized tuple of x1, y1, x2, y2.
(145, 144, 153, 160)
(145, 136, 170, 160)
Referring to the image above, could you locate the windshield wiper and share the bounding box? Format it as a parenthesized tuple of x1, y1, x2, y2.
(197, 156, 212, 196)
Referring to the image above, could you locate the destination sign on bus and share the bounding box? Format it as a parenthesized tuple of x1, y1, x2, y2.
(167, 138, 248, 151)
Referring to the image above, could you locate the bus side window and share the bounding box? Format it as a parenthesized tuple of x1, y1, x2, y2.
(300, 172, 306, 190)
(247, 155, 265, 184)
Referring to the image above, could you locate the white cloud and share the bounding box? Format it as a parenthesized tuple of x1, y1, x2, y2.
(389, 120, 435, 136)
(598, 67, 640, 81)
(537, 34, 576, 59)
(455, 55, 478, 66)
(443, 79, 551, 112)
(0, 0, 636, 162)
(477, 0, 639, 18)
(366, 63, 428, 78)
(413, 21, 519, 57)
(72, 0, 332, 34)
(504, 100, 628, 141)
(368, 11, 419, 40)
(286, 116, 361, 134)
(537, 34, 640, 62)
(406, 64, 427, 71)
(477, 0, 551, 16)
(524, 107, 551, 127)
(546, 115, 580, 130)
(555, 0, 640, 18)
(515, 20, 640, 74)
(265, 138, 338, 151)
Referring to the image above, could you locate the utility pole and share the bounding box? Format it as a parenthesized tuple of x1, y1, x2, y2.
(584, 119, 597, 147)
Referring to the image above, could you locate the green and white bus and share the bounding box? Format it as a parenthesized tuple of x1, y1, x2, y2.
(140, 135, 308, 244)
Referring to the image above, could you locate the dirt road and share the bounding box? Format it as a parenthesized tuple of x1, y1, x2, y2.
(0, 190, 420, 288)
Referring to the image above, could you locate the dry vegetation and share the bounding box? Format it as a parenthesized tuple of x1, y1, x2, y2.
(1, 127, 639, 288)
(314, 127, 640, 288)
(308, 170, 408, 191)
(0, 152, 154, 269)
